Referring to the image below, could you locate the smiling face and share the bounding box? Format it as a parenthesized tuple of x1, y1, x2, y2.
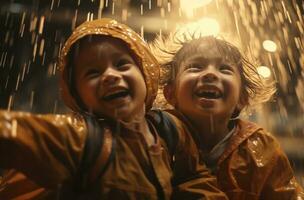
(166, 38, 243, 127)
(72, 36, 147, 121)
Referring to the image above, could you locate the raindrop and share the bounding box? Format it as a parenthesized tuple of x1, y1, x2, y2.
(286, 60, 293, 75)
(19, 12, 26, 34)
(42, 52, 46, 66)
(9, 56, 14, 69)
(5, 76, 10, 89)
(167, 2, 171, 12)
(267, 53, 273, 66)
(1, 52, 8, 67)
(296, 21, 303, 34)
(57, 0, 61, 8)
(53, 100, 58, 113)
(20, 23, 25, 37)
(30, 91, 35, 109)
(15, 73, 21, 91)
(5, 31, 10, 44)
(122, 9, 128, 21)
(233, 11, 241, 40)
(141, 25, 144, 39)
(50, 0, 54, 10)
(53, 62, 57, 75)
(71, 10, 78, 30)
(32, 37, 38, 61)
(39, 39, 45, 56)
(140, 4, 143, 15)
(21, 63, 26, 82)
(38, 16, 45, 34)
(26, 61, 31, 74)
(112, 2, 115, 15)
(30, 16, 37, 32)
(98, 0, 104, 19)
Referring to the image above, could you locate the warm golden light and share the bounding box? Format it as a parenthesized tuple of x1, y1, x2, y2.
(176, 18, 220, 37)
(257, 66, 272, 78)
(180, 0, 214, 18)
(262, 40, 277, 52)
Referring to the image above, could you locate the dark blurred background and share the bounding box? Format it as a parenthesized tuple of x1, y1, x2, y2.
(0, 0, 303, 186)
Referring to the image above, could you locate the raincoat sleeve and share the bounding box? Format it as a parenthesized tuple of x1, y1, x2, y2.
(0, 169, 51, 200)
(167, 112, 228, 200)
(259, 133, 304, 199)
(0, 110, 88, 189)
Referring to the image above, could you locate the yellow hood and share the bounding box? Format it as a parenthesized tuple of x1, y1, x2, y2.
(58, 18, 159, 113)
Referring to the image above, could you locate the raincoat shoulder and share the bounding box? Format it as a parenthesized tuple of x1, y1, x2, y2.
(217, 119, 304, 200)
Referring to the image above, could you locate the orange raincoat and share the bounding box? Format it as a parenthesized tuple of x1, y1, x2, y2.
(168, 109, 304, 200)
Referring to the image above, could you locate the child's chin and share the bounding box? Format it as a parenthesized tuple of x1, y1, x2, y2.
(111, 105, 133, 120)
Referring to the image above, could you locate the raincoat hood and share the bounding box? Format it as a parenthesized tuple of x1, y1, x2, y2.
(58, 18, 159, 113)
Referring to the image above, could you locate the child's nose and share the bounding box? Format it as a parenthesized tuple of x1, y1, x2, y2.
(101, 68, 120, 85)
(200, 67, 218, 82)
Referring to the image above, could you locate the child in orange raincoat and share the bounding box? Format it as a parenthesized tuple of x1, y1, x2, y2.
(151, 33, 304, 200)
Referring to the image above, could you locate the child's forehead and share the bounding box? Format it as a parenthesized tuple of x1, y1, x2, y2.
(71, 35, 139, 62)
(179, 40, 240, 64)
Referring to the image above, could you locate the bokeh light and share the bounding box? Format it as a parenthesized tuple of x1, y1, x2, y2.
(262, 40, 277, 52)
(257, 66, 272, 78)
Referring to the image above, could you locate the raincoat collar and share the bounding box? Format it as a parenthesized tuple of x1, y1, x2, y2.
(217, 119, 262, 165)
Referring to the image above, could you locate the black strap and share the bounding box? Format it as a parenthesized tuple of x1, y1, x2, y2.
(77, 115, 114, 191)
(58, 115, 115, 199)
(147, 109, 179, 158)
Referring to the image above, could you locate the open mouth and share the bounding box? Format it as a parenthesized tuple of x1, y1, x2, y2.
(196, 88, 222, 99)
(102, 89, 130, 101)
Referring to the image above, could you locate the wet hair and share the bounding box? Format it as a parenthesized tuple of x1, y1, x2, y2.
(150, 32, 276, 111)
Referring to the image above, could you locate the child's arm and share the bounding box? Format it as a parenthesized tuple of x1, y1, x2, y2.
(260, 134, 304, 199)
(171, 166, 228, 200)
(0, 110, 88, 188)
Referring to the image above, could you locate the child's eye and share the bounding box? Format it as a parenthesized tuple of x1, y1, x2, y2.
(219, 64, 233, 74)
(85, 69, 100, 78)
(116, 58, 133, 69)
(185, 63, 202, 72)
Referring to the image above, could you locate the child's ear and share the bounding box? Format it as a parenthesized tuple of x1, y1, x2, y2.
(163, 84, 177, 106)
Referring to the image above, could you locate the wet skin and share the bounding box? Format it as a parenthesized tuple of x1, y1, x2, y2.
(166, 41, 243, 147)
(73, 36, 147, 122)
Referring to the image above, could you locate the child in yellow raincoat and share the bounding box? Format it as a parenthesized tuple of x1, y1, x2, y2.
(151, 33, 304, 200)
(0, 19, 228, 199)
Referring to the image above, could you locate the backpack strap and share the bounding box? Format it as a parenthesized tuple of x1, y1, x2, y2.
(78, 115, 115, 190)
(147, 109, 179, 159)
(88, 126, 115, 183)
